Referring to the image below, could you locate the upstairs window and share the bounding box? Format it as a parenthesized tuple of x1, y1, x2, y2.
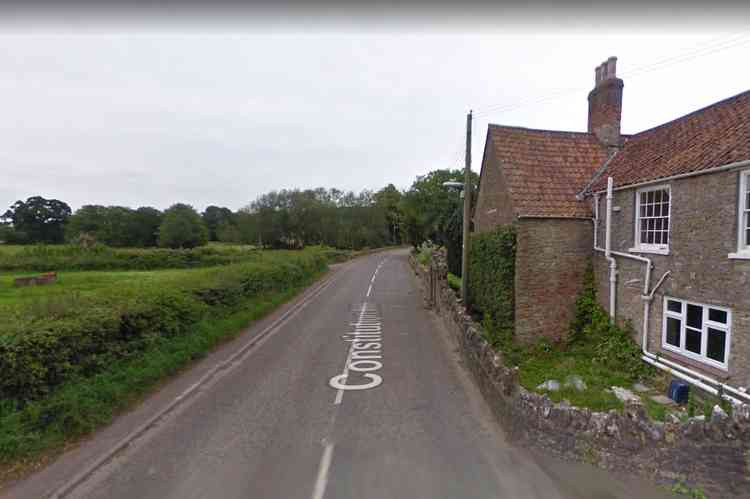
(662, 297, 731, 370)
(633, 185, 670, 254)
(739, 170, 750, 253)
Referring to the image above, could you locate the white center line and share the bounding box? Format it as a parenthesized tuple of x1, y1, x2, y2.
(311, 442, 335, 499)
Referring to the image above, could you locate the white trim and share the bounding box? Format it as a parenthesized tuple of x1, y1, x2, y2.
(661, 296, 731, 371)
(633, 183, 671, 253)
(736, 169, 750, 254)
(589, 159, 750, 196)
(629, 246, 670, 255)
(728, 251, 750, 260)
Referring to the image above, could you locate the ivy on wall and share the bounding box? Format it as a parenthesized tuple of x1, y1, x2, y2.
(467, 226, 516, 332)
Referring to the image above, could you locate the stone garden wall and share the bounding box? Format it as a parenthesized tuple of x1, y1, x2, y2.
(409, 249, 750, 498)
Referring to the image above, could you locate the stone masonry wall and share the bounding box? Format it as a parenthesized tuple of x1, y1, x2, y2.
(474, 145, 516, 233)
(411, 249, 750, 498)
(515, 218, 593, 343)
(594, 169, 750, 388)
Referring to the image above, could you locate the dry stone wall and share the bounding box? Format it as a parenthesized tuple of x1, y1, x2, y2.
(409, 249, 750, 498)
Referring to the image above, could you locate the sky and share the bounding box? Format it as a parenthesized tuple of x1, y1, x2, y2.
(1, 3, 749, 213)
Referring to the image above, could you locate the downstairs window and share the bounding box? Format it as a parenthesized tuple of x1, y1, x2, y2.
(662, 297, 731, 370)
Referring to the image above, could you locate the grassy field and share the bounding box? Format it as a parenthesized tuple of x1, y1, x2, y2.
(0, 243, 357, 474)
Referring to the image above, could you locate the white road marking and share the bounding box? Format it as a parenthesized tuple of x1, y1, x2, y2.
(311, 443, 334, 499)
(332, 302, 367, 404)
(366, 284, 372, 297)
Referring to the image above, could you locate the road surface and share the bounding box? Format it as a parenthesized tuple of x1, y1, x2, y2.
(3, 249, 673, 499)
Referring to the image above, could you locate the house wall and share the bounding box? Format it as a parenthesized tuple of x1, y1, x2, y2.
(474, 147, 515, 232)
(593, 169, 750, 388)
(515, 218, 593, 344)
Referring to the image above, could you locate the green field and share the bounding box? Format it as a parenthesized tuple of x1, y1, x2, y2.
(0, 243, 354, 473)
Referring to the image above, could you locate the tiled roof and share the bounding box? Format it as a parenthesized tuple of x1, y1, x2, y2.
(486, 125, 609, 218)
(588, 90, 750, 192)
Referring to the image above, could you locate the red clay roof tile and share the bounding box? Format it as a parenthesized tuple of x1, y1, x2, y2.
(589, 90, 750, 192)
(486, 125, 609, 218)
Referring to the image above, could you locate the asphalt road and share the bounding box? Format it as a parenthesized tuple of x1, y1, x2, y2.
(4, 249, 673, 499)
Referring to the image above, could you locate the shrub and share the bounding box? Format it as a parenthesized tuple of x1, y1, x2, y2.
(568, 261, 654, 381)
(0, 251, 328, 407)
(447, 272, 461, 292)
(158, 203, 209, 249)
(467, 226, 516, 330)
(416, 239, 436, 267)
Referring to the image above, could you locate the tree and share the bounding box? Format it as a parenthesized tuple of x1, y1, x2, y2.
(157, 203, 209, 249)
(2, 196, 71, 243)
(130, 207, 163, 247)
(400, 169, 478, 248)
(374, 184, 403, 244)
(202, 206, 235, 241)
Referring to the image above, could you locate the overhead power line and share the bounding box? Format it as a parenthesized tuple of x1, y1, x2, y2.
(471, 32, 750, 119)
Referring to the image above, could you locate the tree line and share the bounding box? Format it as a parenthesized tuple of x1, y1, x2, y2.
(1, 169, 477, 260)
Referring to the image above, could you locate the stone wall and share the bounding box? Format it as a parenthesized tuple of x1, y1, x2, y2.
(593, 169, 750, 388)
(410, 249, 750, 498)
(515, 218, 592, 343)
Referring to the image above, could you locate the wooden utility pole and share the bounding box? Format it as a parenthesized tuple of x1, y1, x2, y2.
(461, 110, 472, 304)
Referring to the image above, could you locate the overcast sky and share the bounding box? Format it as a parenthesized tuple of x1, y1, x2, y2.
(2, 4, 749, 213)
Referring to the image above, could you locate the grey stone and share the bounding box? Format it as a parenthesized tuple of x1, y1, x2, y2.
(537, 380, 560, 392)
(711, 404, 729, 423)
(632, 382, 651, 393)
(666, 413, 681, 424)
(650, 395, 676, 406)
(564, 375, 588, 392)
(611, 386, 641, 404)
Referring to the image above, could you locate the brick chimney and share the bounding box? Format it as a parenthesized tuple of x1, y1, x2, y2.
(588, 56, 623, 146)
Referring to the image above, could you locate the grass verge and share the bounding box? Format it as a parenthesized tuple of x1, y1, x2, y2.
(0, 270, 325, 481)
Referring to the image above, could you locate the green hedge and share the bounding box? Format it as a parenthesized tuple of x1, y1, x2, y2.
(0, 252, 327, 406)
(467, 226, 516, 331)
(0, 244, 264, 272)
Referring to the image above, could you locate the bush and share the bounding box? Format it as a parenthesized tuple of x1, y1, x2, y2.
(447, 272, 461, 292)
(158, 203, 209, 249)
(467, 226, 516, 331)
(416, 239, 436, 267)
(0, 251, 328, 407)
(568, 261, 654, 381)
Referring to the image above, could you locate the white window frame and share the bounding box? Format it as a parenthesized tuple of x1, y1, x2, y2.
(729, 169, 750, 259)
(630, 184, 671, 255)
(661, 296, 731, 371)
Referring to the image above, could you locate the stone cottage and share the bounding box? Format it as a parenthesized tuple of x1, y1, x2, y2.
(474, 56, 750, 395)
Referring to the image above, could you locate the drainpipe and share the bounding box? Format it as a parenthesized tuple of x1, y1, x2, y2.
(604, 178, 617, 318)
(591, 177, 750, 406)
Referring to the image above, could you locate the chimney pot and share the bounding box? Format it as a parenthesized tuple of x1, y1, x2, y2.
(595, 65, 602, 85)
(588, 56, 623, 146)
(606, 56, 617, 79)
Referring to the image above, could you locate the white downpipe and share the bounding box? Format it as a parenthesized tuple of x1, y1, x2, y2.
(593, 177, 750, 407)
(605, 177, 616, 319)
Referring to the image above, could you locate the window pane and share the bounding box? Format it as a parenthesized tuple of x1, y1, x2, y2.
(666, 318, 681, 347)
(663, 190, 670, 202)
(646, 204, 653, 217)
(655, 218, 662, 231)
(746, 228, 750, 247)
(655, 231, 662, 244)
(706, 328, 726, 363)
(641, 192, 648, 205)
(640, 230, 647, 244)
(687, 304, 703, 329)
(648, 219, 655, 231)
(667, 300, 682, 313)
(647, 191, 654, 204)
(708, 308, 727, 324)
(686, 328, 702, 354)
(663, 218, 669, 232)
(654, 190, 662, 203)
(640, 204, 646, 217)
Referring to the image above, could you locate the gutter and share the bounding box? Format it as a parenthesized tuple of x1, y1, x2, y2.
(586, 158, 750, 197)
(593, 176, 750, 406)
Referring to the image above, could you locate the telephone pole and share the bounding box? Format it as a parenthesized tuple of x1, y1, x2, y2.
(461, 110, 472, 304)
